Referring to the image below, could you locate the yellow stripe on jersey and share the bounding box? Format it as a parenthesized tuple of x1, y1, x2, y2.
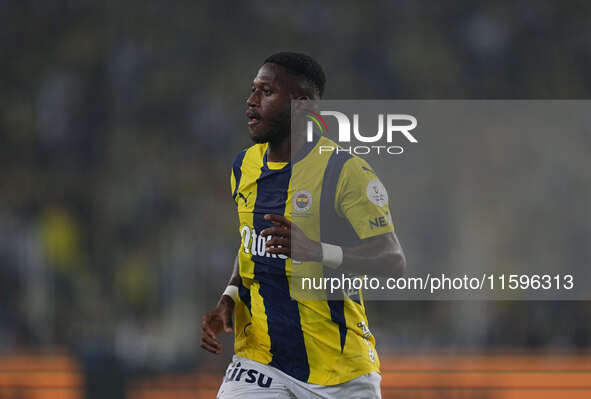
(234, 280, 272, 364)
(234, 144, 266, 281)
(267, 161, 288, 169)
(288, 148, 340, 384)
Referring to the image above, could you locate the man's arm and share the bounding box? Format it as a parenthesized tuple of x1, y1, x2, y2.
(261, 214, 406, 277)
(227, 254, 240, 286)
(341, 231, 406, 277)
(200, 255, 239, 354)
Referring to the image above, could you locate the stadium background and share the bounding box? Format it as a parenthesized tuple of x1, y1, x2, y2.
(1, 1, 590, 398)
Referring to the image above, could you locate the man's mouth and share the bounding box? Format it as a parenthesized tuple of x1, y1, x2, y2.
(246, 110, 262, 127)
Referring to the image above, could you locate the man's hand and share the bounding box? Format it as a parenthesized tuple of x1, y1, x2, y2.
(261, 214, 322, 262)
(200, 295, 234, 354)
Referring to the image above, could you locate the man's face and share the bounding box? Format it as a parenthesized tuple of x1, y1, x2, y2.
(245, 63, 292, 144)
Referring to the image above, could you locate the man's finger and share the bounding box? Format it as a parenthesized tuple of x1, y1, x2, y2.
(202, 325, 218, 341)
(201, 325, 221, 345)
(201, 317, 219, 340)
(222, 310, 233, 333)
(264, 214, 291, 227)
(260, 226, 290, 237)
(200, 342, 217, 354)
(266, 246, 290, 256)
(200, 339, 222, 354)
(271, 220, 289, 229)
(266, 237, 290, 248)
(201, 331, 222, 348)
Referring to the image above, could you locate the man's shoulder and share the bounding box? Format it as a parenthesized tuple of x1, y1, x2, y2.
(315, 136, 373, 176)
(232, 143, 267, 169)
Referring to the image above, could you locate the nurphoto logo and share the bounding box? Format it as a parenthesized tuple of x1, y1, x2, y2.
(305, 110, 418, 155)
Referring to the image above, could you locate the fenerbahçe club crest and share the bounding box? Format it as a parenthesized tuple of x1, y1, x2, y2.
(293, 190, 313, 213)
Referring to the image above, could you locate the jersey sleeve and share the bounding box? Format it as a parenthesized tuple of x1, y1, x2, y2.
(335, 156, 394, 240)
(230, 149, 247, 199)
(230, 168, 236, 196)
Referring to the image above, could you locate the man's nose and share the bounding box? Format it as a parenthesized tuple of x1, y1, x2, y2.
(246, 91, 259, 107)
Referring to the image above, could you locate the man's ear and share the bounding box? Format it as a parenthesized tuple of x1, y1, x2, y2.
(292, 97, 311, 113)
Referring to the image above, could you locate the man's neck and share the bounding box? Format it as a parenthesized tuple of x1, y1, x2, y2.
(266, 137, 290, 162)
(266, 132, 305, 163)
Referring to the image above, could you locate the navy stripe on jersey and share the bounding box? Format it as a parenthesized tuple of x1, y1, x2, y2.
(327, 290, 347, 353)
(232, 150, 247, 200)
(319, 150, 365, 353)
(238, 278, 251, 315)
(320, 150, 358, 247)
(252, 156, 310, 382)
(292, 133, 320, 163)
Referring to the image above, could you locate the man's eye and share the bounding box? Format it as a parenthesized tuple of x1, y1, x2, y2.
(264, 90, 272, 96)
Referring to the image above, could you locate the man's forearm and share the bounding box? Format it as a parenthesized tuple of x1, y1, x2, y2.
(228, 254, 240, 287)
(341, 245, 405, 277)
(218, 255, 240, 305)
(340, 233, 406, 277)
(261, 213, 406, 278)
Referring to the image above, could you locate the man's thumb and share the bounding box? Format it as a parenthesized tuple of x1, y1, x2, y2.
(222, 310, 233, 333)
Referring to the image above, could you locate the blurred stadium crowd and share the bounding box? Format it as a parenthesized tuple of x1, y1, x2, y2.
(1, 0, 591, 380)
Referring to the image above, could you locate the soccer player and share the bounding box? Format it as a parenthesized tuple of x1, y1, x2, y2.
(201, 52, 406, 398)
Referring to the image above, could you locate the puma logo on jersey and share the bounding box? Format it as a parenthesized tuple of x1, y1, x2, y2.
(237, 191, 252, 207)
(224, 362, 273, 388)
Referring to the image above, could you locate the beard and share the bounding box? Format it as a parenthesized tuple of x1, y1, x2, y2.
(250, 112, 290, 145)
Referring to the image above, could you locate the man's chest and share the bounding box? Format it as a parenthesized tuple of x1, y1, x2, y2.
(234, 172, 324, 240)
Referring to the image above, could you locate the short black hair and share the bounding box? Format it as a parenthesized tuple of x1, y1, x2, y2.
(264, 52, 326, 98)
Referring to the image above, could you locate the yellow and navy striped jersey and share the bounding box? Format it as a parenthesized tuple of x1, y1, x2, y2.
(230, 135, 394, 385)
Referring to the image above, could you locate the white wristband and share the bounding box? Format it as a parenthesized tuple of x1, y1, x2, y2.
(222, 285, 239, 303)
(321, 242, 343, 269)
